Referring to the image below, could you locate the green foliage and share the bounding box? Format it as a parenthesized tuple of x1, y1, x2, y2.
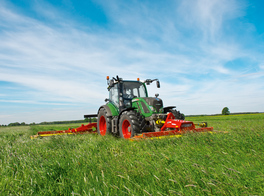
(8, 122, 21, 126)
(5, 119, 97, 127)
(39, 119, 89, 125)
(1, 114, 264, 195)
(222, 107, 230, 115)
(84, 117, 97, 123)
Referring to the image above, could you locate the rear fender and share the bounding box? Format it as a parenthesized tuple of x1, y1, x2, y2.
(106, 102, 119, 116)
(98, 102, 119, 117)
(98, 105, 112, 117)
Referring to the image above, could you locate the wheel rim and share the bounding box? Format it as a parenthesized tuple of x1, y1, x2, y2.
(99, 116, 106, 136)
(122, 119, 131, 139)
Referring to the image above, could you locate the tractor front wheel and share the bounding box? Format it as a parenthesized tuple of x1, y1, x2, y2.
(97, 108, 111, 136)
(169, 109, 185, 120)
(119, 110, 140, 139)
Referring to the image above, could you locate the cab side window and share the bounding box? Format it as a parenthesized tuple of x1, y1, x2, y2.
(109, 85, 119, 107)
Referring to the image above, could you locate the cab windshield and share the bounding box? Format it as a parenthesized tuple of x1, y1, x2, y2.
(123, 81, 147, 98)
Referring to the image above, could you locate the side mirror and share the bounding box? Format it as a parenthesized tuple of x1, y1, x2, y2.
(156, 80, 160, 88)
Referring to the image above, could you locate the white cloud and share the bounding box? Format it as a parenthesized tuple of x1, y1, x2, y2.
(177, 0, 245, 41)
(0, 0, 264, 124)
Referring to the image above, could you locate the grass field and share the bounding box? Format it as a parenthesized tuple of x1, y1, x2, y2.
(1, 114, 263, 195)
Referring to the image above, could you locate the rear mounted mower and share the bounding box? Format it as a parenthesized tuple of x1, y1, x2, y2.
(31, 76, 213, 139)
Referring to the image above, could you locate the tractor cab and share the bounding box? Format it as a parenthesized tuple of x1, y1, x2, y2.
(107, 76, 148, 110)
(107, 76, 160, 112)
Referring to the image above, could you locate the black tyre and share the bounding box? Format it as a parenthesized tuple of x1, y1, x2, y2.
(119, 110, 140, 139)
(97, 108, 112, 136)
(136, 112, 146, 132)
(169, 109, 185, 120)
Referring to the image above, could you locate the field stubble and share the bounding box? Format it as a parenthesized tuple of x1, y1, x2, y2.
(0, 114, 263, 195)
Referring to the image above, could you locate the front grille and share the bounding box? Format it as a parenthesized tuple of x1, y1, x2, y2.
(143, 98, 163, 113)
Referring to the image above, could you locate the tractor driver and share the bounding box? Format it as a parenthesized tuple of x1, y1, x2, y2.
(124, 88, 133, 99)
(123, 87, 135, 108)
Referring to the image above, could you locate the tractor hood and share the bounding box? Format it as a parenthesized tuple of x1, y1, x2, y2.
(142, 97, 163, 113)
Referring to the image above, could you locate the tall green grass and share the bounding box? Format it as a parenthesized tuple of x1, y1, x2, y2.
(0, 114, 263, 195)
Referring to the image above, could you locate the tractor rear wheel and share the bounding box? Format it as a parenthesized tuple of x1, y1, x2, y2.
(119, 110, 140, 139)
(170, 109, 185, 120)
(97, 108, 111, 136)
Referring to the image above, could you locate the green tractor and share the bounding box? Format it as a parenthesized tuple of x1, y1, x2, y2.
(97, 76, 185, 139)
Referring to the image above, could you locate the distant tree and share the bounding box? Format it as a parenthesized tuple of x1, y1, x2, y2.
(40, 122, 48, 125)
(8, 122, 21, 126)
(222, 107, 230, 115)
(85, 117, 97, 123)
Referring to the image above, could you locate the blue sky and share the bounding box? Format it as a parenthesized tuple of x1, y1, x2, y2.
(1, 0, 264, 125)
